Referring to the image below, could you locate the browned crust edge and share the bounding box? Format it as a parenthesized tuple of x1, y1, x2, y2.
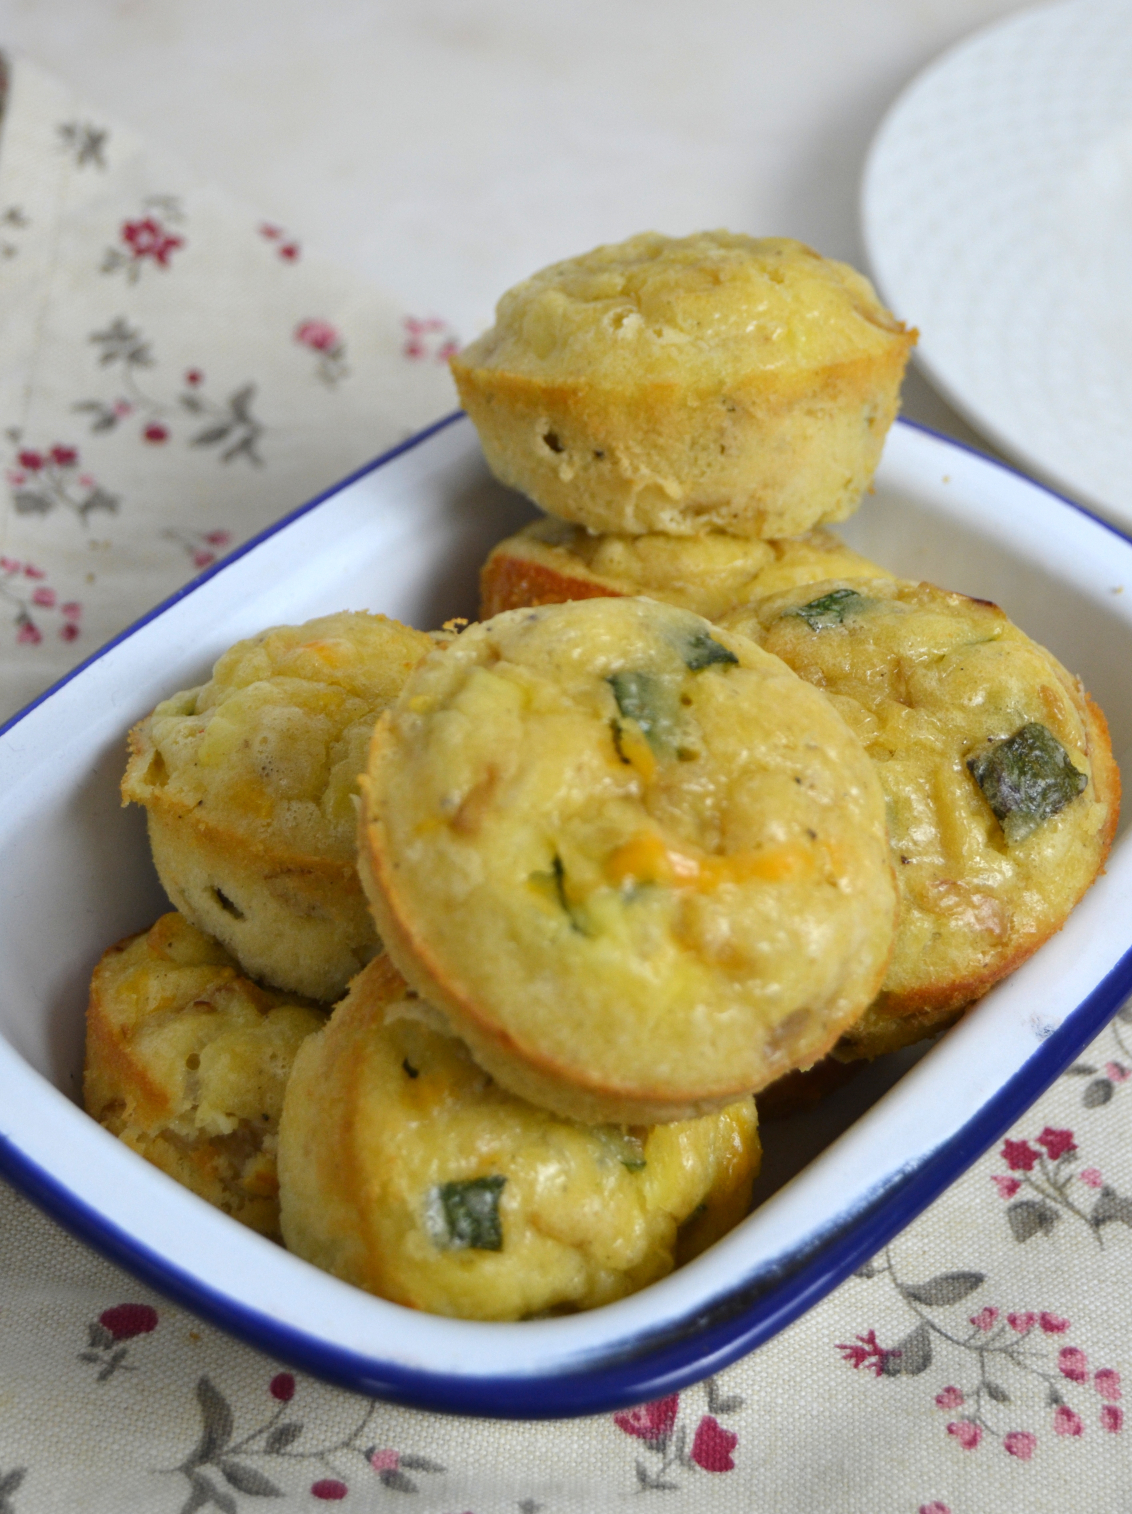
(479, 548, 624, 619)
(863, 688, 1121, 1024)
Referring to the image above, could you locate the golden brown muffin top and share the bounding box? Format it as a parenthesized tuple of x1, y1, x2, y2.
(123, 611, 435, 864)
(457, 231, 909, 392)
(724, 578, 1120, 1019)
(359, 597, 897, 1122)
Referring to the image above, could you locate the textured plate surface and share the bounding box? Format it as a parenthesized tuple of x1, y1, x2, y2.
(862, 0, 1132, 531)
(0, 415, 1130, 1417)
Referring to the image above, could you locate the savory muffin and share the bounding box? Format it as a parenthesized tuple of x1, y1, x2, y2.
(358, 597, 897, 1124)
(122, 611, 435, 1001)
(722, 578, 1120, 1056)
(480, 516, 891, 621)
(451, 231, 915, 539)
(84, 912, 326, 1239)
(278, 954, 760, 1320)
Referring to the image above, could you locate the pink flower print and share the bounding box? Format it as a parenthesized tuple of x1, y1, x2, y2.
(185, 368, 203, 386)
(6, 471, 26, 486)
(970, 1306, 999, 1332)
(295, 319, 340, 352)
(1040, 1312, 1070, 1333)
(613, 1393, 679, 1443)
(1003, 1431, 1037, 1460)
(437, 338, 459, 361)
(1007, 1312, 1037, 1335)
(1079, 1168, 1104, 1188)
(203, 530, 230, 547)
(17, 450, 43, 470)
(22, 565, 44, 579)
(61, 601, 81, 619)
(691, 1415, 738, 1472)
(49, 444, 77, 467)
(1059, 1346, 1089, 1382)
(78, 473, 94, 488)
(0, 557, 18, 572)
(112, 399, 132, 418)
(946, 1420, 982, 1450)
(60, 622, 80, 642)
(279, 242, 300, 261)
(1106, 1062, 1131, 1082)
(98, 1303, 158, 1340)
(1037, 1127, 1076, 1160)
(31, 586, 55, 608)
(269, 1372, 295, 1401)
(16, 620, 41, 645)
(991, 1175, 1021, 1199)
(1101, 1405, 1124, 1433)
(1053, 1404, 1084, 1437)
(1094, 1369, 1122, 1401)
(1002, 1139, 1038, 1171)
(935, 1386, 965, 1409)
(836, 1329, 898, 1376)
(369, 1450, 399, 1473)
(919, 1505, 951, 1514)
(191, 550, 215, 569)
(259, 222, 282, 240)
(122, 216, 183, 266)
(310, 1480, 347, 1500)
(143, 422, 169, 443)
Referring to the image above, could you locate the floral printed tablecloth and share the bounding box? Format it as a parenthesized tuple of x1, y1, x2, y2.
(1, 47, 1129, 1514)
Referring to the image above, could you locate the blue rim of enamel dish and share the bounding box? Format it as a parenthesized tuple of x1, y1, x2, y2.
(1, 412, 1129, 1418)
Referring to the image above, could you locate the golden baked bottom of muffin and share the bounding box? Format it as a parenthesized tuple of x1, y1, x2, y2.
(84, 912, 326, 1239)
(358, 597, 897, 1125)
(722, 578, 1120, 1052)
(278, 955, 760, 1321)
(479, 516, 892, 621)
(451, 231, 915, 539)
(122, 611, 435, 1001)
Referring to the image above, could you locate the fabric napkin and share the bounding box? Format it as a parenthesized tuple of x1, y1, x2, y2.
(0, 49, 1129, 1514)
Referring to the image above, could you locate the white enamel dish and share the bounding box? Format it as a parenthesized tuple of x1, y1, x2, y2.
(1, 413, 1130, 1418)
(862, 0, 1132, 532)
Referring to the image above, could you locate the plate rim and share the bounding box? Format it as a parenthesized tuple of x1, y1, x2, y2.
(860, 0, 1132, 528)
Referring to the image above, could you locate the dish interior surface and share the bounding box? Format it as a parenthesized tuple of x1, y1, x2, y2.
(1, 415, 1130, 1416)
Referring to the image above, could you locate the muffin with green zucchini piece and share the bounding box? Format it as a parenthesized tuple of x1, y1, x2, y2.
(278, 953, 759, 1320)
(451, 230, 915, 539)
(122, 611, 436, 1002)
(480, 516, 891, 620)
(85, 911, 326, 1239)
(722, 577, 1120, 1058)
(358, 596, 897, 1124)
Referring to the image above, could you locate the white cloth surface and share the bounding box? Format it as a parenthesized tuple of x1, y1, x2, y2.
(2, 7, 1128, 1513)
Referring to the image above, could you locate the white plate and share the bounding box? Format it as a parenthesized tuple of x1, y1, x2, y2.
(0, 416, 1130, 1416)
(862, 0, 1132, 532)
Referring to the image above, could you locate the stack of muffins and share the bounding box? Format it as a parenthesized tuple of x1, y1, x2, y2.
(84, 232, 1119, 1322)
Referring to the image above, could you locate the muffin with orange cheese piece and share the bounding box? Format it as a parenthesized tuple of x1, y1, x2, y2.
(358, 596, 897, 1124)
